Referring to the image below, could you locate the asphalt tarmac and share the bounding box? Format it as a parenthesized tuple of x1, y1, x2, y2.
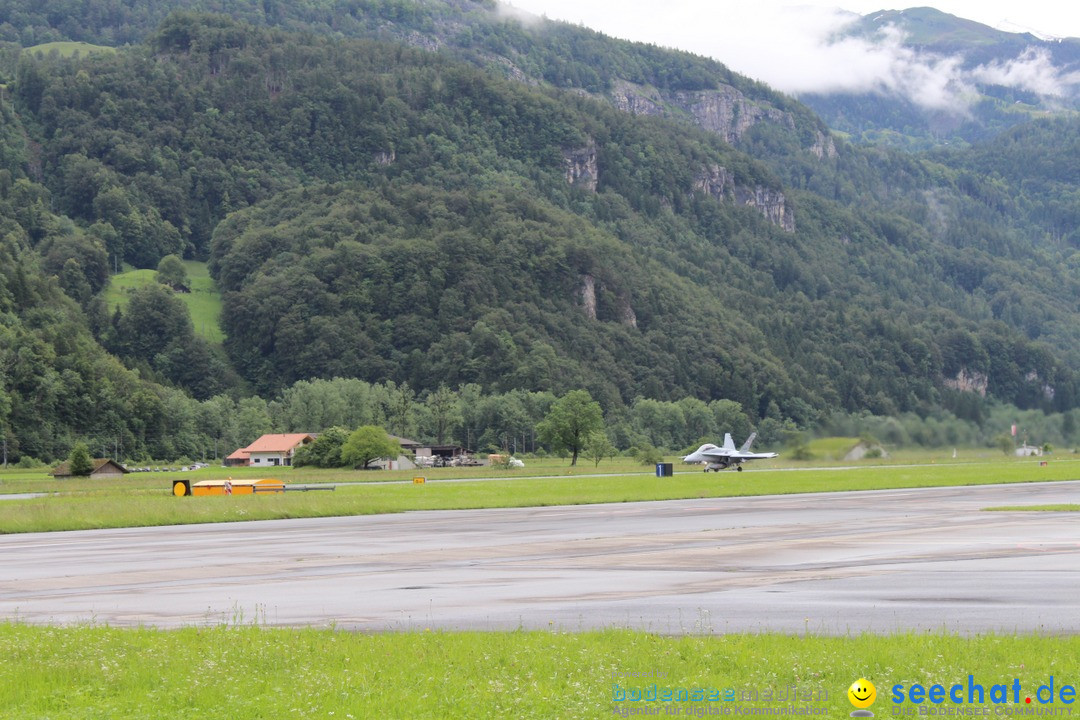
(2, 480, 1078, 633)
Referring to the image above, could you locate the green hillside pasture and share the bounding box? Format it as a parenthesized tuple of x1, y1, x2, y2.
(23, 41, 115, 59)
(104, 261, 224, 343)
(0, 457, 1076, 534)
(1, 625, 1077, 720)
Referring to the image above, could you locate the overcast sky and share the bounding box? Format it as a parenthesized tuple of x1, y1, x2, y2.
(501, 1, 1080, 108)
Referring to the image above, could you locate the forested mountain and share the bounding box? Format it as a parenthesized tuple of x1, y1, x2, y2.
(2, 2, 1080, 461)
(0, 122, 208, 460)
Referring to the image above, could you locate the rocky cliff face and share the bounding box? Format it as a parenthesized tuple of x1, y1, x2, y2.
(610, 80, 802, 145)
(694, 163, 795, 232)
(563, 141, 598, 192)
(810, 130, 838, 160)
(609, 80, 665, 118)
(608, 81, 806, 231)
(944, 368, 989, 396)
(578, 273, 637, 328)
(580, 273, 597, 320)
(619, 298, 638, 329)
(734, 186, 795, 233)
(1025, 371, 1056, 402)
(693, 163, 733, 199)
(672, 87, 796, 145)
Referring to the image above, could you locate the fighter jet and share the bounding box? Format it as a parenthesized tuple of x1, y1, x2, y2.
(682, 432, 778, 472)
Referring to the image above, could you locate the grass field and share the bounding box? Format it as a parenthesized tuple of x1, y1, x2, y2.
(23, 41, 115, 58)
(0, 624, 1077, 719)
(0, 455, 661, 494)
(1, 454, 1077, 534)
(4, 456, 1078, 717)
(103, 260, 224, 343)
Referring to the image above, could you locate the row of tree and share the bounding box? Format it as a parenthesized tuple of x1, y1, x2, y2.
(51, 381, 1080, 472)
(293, 390, 606, 468)
(21, 361, 1080, 469)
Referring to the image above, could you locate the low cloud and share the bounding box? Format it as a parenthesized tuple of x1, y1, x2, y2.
(494, 1, 545, 27)
(501, 1, 1078, 113)
(776, 23, 976, 111)
(705, 6, 1076, 113)
(968, 48, 1080, 97)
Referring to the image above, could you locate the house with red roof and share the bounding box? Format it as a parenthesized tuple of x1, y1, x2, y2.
(224, 433, 315, 467)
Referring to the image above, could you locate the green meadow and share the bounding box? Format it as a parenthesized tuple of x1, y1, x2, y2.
(1, 624, 1077, 719)
(104, 261, 224, 343)
(1, 454, 1077, 534)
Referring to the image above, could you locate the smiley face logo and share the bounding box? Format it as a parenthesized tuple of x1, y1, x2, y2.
(848, 678, 877, 715)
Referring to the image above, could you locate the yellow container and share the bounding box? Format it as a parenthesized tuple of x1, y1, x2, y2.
(188, 478, 285, 496)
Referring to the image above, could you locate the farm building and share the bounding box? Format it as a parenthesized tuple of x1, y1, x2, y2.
(51, 458, 129, 479)
(225, 433, 315, 467)
(224, 447, 251, 467)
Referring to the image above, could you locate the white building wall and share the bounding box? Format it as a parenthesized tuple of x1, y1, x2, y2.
(249, 452, 288, 466)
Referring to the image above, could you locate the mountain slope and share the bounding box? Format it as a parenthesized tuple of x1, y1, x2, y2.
(3, 5, 1080, 455)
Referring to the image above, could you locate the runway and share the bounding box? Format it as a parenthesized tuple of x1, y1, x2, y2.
(2, 480, 1078, 634)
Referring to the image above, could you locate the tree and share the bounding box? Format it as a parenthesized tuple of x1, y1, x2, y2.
(387, 381, 415, 437)
(236, 397, 273, 447)
(634, 444, 663, 466)
(196, 394, 237, 461)
(68, 442, 94, 476)
(58, 257, 93, 304)
(41, 234, 109, 296)
(293, 426, 349, 468)
(341, 426, 401, 469)
(1063, 411, 1077, 443)
(111, 283, 193, 361)
(537, 389, 604, 466)
(426, 385, 460, 445)
(583, 431, 616, 467)
(710, 400, 752, 443)
(156, 254, 189, 291)
(0, 383, 10, 468)
(274, 378, 374, 433)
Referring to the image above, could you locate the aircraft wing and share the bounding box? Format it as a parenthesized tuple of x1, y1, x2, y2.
(694, 449, 734, 461)
(737, 451, 778, 460)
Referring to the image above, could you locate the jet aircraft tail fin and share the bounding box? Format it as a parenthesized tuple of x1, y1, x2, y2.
(722, 433, 736, 452)
(739, 432, 757, 452)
